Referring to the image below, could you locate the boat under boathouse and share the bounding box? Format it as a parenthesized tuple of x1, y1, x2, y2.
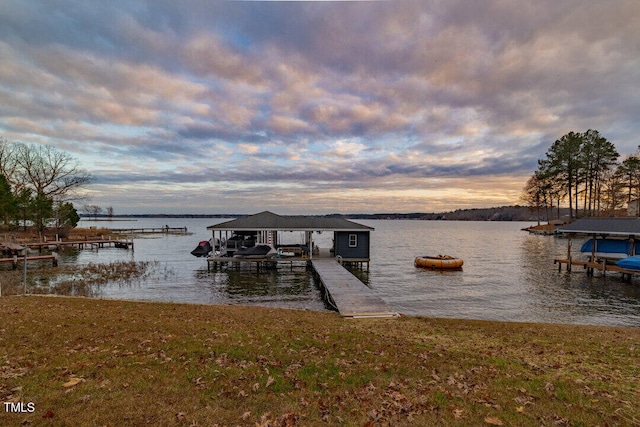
(206, 211, 374, 267)
(555, 217, 640, 278)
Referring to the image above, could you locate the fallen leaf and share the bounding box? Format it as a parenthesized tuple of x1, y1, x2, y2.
(279, 412, 297, 427)
(516, 406, 525, 413)
(42, 410, 54, 419)
(62, 377, 83, 388)
(265, 376, 275, 388)
(485, 416, 504, 426)
(256, 412, 272, 427)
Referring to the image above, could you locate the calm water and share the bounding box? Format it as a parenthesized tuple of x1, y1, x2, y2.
(60, 218, 640, 327)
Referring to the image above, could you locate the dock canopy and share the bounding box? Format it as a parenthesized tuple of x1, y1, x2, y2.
(557, 218, 640, 236)
(207, 211, 374, 233)
(207, 211, 374, 263)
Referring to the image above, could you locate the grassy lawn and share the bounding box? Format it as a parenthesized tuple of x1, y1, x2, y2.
(1, 296, 639, 426)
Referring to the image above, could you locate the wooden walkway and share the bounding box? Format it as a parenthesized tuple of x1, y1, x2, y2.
(109, 227, 188, 234)
(311, 259, 397, 318)
(2, 239, 133, 257)
(555, 258, 640, 279)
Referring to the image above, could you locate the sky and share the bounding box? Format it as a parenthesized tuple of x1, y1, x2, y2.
(1, 1, 639, 215)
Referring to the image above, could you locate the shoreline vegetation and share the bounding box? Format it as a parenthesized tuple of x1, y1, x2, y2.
(1, 296, 638, 426)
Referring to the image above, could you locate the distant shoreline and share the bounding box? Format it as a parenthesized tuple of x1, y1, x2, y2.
(80, 205, 561, 222)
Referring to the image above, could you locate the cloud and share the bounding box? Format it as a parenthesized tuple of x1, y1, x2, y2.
(2, 0, 640, 214)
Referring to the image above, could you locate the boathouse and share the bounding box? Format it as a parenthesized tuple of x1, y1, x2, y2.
(555, 217, 640, 277)
(206, 211, 373, 264)
(206, 211, 397, 318)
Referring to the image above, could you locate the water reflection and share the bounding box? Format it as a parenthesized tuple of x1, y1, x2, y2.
(193, 265, 326, 310)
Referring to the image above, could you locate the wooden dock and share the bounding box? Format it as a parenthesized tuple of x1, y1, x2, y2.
(554, 258, 640, 279)
(109, 227, 188, 234)
(311, 259, 397, 318)
(2, 239, 133, 254)
(22, 240, 131, 251)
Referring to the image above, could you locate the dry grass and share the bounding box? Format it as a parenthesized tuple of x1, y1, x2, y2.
(1, 226, 127, 244)
(0, 261, 155, 297)
(1, 296, 638, 426)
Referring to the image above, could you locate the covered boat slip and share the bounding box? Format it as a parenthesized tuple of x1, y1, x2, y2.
(206, 211, 373, 267)
(555, 218, 640, 278)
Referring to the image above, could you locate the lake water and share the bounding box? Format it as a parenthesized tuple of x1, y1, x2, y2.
(63, 218, 640, 327)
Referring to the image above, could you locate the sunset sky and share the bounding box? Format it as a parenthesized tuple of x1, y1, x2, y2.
(2, 1, 639, 214)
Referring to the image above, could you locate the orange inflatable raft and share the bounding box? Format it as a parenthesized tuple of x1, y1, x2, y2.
(414, 255, 463, 270)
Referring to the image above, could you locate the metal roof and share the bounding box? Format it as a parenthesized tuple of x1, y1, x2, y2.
(557, 217, 640, 236)
(207, 211, 374, 232)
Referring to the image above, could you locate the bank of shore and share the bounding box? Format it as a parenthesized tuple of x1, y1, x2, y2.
(1, 296, 638, 426)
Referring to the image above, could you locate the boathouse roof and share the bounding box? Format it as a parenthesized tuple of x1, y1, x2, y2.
(206, 211, 374, 232)
(557, 217, 640, 236)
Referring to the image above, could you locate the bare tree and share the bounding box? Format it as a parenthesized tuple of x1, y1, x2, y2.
(0, 138, 20, 189)
(521, 174, 545, 225)
(83, 205, 103, 220)
(13, 143, 92, 201)
(2, 141, 92, 231)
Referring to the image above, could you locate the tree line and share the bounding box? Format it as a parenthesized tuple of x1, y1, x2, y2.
(522, 129, 640, 222)
(0, 138, 92, 233)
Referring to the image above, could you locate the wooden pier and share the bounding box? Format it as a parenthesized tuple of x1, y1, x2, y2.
(11, 240, 132, 251)
(311, 259, 397, 318)
(2, 239, 133, 255)
(109, 227, 188, 234)
(554, 258, 640, 280)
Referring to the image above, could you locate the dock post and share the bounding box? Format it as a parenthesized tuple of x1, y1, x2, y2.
(567, 236, 572, 272)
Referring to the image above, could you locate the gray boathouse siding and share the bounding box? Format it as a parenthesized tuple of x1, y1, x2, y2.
(334, 231, 370, 259)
